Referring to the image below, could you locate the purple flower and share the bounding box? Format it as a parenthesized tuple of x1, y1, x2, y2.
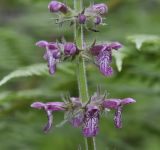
(64, 42, 77, 56)
(48, 1, 67, 14)
(94, 16, 102, 25)
(82, 105, 100, 137)
(92, 3, 108, 15)
(31, 101, 65, 132)
(78, 14, 87, 24)
(90, 42, 123, 76)
(36, 41, 61, 75)
(103, 98, 136, 128)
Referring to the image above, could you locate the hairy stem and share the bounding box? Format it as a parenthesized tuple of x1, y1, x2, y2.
(74, 0, 96, 150)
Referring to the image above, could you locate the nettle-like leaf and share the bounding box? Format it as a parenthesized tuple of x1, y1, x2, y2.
(0, 63, 48, 86)
(0, 63, 74, 86)
(127, 34, 160, 50)
(112, 47, 128, 72)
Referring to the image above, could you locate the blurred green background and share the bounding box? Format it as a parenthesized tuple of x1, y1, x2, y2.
(0, 0, 160, 150)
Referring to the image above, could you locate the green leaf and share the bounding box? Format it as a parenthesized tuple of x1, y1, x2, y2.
(127, 34, 160, 50)
(112, 48, 128, 72)
(0, 63, 48, 86)
(0, 63, 74, 86)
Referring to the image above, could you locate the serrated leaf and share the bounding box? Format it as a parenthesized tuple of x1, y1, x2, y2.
(112, 48, 127, 72)
(127, 34, 160, 50)
(0, 63, 48, 86)
(0, 63, 74, 86)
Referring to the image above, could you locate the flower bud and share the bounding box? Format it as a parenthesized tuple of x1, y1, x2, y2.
(48, 1, 67, 14)
(64, 42, 77, 55)
(78, 14, 87, 24)
(94, 16, 102, 25)
(92, 3, 108, 15)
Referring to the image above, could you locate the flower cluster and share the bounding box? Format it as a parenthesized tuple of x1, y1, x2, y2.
(77, 3, 108, 25)
(84, 3, 108, 25)
(36, 40, 122, 76)
(48, 1, 108, 26)
(35, 1, 123, 76)
(36, 41, 78, 75)
(31, 92, 136, 137)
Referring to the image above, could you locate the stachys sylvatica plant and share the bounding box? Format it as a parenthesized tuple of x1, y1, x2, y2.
(31, 1, 136, 149)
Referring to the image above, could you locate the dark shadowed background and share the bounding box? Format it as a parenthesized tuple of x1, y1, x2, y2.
(0, 0, 160, 150)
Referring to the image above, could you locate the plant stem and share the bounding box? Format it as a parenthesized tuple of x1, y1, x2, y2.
(74, 0, 96, 150)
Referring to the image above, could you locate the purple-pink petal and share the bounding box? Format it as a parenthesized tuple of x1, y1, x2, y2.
(120, 98, 136, 106)
(99, 65, 113, 76)
(114, 106, 122, 128)
(31, 102, 45, 109)
(46, 102, 65, 111)
(83, 125, 99, 137)
(103, 99, 120, 109)
(92, 3, 108, 15)
(110, 42, 123, 50)
(45, 44, 60, 75)
(91, 45, 104, 56)
(82, 105, 100, 137)
(36, 41, 48, 48)
(43, 110, 53, 133)
(98, 52, 113, 76)
(47, 42, 58, 51)
(47, 56, 57, 75)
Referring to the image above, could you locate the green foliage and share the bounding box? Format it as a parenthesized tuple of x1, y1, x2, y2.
(0, 64, 48, 86)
